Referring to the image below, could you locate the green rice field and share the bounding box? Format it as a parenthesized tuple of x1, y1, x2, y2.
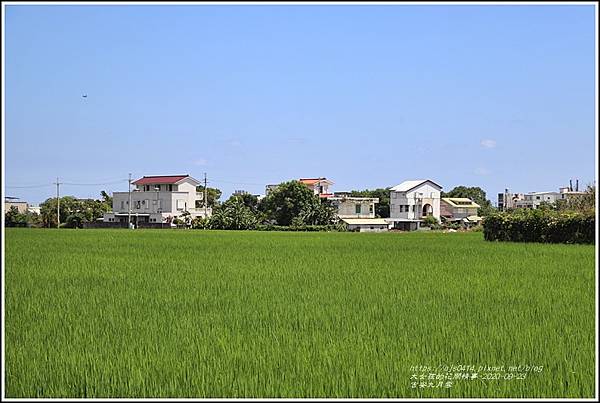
(4, 228, 596, 398)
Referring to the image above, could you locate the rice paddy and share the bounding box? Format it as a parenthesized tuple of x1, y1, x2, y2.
(4, 228, 596, 398)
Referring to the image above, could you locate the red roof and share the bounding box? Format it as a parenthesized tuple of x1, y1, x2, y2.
(299, 178, 328, 185)
(133, 175, 190, 185)
(319, 193, 333, 198)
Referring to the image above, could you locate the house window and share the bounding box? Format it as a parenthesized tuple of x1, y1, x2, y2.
(136, 201, 141, 209)
(120, 201, 124, 210)
(369, 205, 373, 213)
(412, 205, 415, 212)
(145, 200, 149, 209)
(144, 185, 150, 191)
(168, 184, 173, 191)
(536, 196, 541, 200)
(355, 204, 362, 214)
(176, 199, 184, 210)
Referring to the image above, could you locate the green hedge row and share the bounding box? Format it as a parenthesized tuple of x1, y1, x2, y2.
(483, 210, 595, 244)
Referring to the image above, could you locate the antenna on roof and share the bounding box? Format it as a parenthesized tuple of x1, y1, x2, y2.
(569, 179, 573, 192)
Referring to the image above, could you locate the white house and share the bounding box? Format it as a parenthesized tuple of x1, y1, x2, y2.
(341, 218, 390, 232)
(387, 179, 442, 230)
(298, 178, 334, 198)
(103, 175, 211, 225)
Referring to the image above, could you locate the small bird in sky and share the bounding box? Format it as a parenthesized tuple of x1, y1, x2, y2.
(82, 94, 88, 98)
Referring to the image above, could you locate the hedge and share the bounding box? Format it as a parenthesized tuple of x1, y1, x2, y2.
(483, 210, 595, 244)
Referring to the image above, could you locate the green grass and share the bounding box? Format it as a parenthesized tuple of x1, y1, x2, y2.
(4, 228, 596, 398)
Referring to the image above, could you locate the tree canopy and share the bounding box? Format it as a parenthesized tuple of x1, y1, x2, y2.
(259, 180, 335, 226)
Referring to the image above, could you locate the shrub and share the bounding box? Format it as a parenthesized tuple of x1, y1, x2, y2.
(483, 210, 594, 244)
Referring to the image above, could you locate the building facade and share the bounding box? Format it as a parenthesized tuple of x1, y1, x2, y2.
(103, 175, 211, 225)
(387, 179, 442, 230)
(498, 182, 586, 211)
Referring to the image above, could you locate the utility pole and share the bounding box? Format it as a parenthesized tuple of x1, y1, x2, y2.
(55, 177, 61, 228)
(204, 172, 208, 218)
(128, 173, 132, 228)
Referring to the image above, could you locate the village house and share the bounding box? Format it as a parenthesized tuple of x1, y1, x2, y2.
(4, 197, 29, 214)
(103, 175, 211, 225)
(440, 197, 482, 226)
(387, 179, 442, 230)
(498, 180, 586, 211)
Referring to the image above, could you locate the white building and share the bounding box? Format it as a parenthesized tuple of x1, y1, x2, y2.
(498, 183, 586, 211)
(387, 179, 442, 230)
(341, 218, 390, 232)
(103, 175, 211, 225)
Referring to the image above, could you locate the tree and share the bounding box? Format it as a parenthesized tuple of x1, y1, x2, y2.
(442, 186, 494, 216)
(209, 197, 258, 230)
(260, 180, 335, 226)
(39, 192, 112, 228)
(348, 188, 391, 218)
(100, 190, 113, 206)
(556, 184, 595, 214)
(195, 186, 222, 208)
(4, 206, 29, 227)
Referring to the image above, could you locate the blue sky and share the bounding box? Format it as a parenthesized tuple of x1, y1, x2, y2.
(4, 4, 596, 205)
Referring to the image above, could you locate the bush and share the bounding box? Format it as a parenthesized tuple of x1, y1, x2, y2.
(483, 209, 594, 244)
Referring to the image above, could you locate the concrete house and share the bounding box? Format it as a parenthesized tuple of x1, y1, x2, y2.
(329, 193, 379, 219)
(298, 178, 334, 198)
(498, 180, 586, 211)
(4, 197, 29, 214)
(440, 197, 482, 225)
(387, 179, 442, 230)
(103, 175, 211, 225)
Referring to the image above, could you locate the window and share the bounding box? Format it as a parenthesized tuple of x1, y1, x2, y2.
(412, 205, 415, 212)
(145, 200, 149, 209)
(536, 196, 541, 200)
(369, 205, 373, 213)
(135, 201, 141, 209)
(120, 201, 124, 210)
(355, 204, 362, 214)
(176, 199, 184, 210)
(168, 184, 173, 191)
(144, 185, 150, 191)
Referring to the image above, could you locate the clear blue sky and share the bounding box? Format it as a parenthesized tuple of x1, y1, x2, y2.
(4, 4, 597, 205)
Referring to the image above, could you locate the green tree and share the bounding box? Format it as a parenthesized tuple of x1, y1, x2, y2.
(195, 186, 222, 208)
(442, 186, 494, 216)
(556, 184, 595, 214)
(4, 206, 30, 227)
(209, 197, 258, 230)
(39, 192, 112, 228)
(260, 180, 335, 226)
(348, 188, 391, 218)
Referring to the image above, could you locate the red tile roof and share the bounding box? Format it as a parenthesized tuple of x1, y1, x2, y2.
(299, 178, 328, 185)
(133, 175, 190, 185)
(319, 193, 333, 198)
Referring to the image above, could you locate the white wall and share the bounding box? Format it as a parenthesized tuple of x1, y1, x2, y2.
(390, 182, 441, 220)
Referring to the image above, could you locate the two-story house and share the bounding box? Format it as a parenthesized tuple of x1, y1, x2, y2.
(103, 175, 211, 225)
(387, 179, 442, 230)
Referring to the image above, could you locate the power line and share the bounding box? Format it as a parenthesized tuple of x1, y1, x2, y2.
(5, 184, 54, 189)
(6, 179, 128, 188)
